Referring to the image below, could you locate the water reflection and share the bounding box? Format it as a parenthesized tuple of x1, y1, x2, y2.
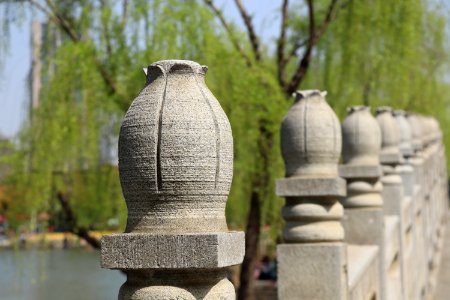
(0, 249, 125, 300)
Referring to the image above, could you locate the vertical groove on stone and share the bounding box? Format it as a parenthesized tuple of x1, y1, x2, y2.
(156, 71, 168, 192)
(332, 108, 338, 157)
(194, 74, 221, 189)
(303, 99, 308, 162)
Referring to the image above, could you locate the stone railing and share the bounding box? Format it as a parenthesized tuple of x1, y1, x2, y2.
(276, 90, 449, 300)
(100, 60, 448, 300)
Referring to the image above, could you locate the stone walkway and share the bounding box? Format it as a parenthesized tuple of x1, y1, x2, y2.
(434, 213, 450, 300)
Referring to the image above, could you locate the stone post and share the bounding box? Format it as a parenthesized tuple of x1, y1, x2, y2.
(393, 110, 416, 300)
(100, 60, 245, 300)
(276, 90, 347, 300)
(406, 113, 427, 298)
(339, 106, 384, 299)
(376, 106, 404, 299)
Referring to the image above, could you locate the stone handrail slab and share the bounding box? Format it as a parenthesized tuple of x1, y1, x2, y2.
(347, 245, 379, 300)
(384, 216, 400, 271)
(101, 231, 244, 269)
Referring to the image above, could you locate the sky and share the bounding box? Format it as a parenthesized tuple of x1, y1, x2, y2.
(0, 0, 281, 140)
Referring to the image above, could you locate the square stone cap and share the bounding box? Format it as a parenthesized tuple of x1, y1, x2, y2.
(276, 176, 346, 197)
(380, 152, 404, 165)
(101, 231, 244, 270)
(339, 165, 382, 179)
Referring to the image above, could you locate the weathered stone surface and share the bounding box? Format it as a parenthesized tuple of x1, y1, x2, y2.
(101, 232, 244, 269)
(276, 176, 346, 197)
(277, 243, 347, 300)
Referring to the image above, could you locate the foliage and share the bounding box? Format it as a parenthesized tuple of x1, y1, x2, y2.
(0, 0, 448, 239)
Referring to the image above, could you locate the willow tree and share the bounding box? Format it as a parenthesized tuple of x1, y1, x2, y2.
(0, 0, 449, 299)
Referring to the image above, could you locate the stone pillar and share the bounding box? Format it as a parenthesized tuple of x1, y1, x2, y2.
(276, 90, 347, 300)
(406, 113, 427, 298)
(393, 110, 416, 300)
(100, 60, 245, 300)
(339, 106, 384, 299)
(376, 106, 404, 300)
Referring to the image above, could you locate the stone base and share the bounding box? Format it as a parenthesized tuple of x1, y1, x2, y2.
(277, 243, 347, 300)
(101, 231, 245, 269)
(343, 208, 385, 300)
(119, 269, 234, 300)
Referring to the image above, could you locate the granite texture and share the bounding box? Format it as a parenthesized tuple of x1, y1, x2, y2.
(101, 232, 245, 269)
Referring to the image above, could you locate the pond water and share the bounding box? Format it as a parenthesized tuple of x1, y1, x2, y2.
(0, 249, 125, 300)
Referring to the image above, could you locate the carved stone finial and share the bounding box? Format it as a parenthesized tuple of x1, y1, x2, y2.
(406, 113, 423, 152)
(342, 106, 381, 166)
(281, 89, 342, 178)
(277, 90, 345, 243)
(393, 110, 413, 157)
(376, 106, 402, 164)
(101, 60, 244, 300)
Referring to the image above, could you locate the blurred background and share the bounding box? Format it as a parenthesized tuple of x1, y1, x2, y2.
(0, 0, 449, 299)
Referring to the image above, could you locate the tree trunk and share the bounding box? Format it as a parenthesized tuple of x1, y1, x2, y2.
(237, 190, 261, 300)
(56, 191, 101, 249)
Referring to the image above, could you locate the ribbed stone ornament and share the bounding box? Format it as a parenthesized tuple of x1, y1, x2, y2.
(376, 106, 402, 164)
(277, 90, 345, 243)
(119, 60, 232, 233)
(393, 110, 413, 157)
(342, 106, 381, 166)
(406, 113, 423, 152)
(101, 60, 244, 300)
(281, 90, 341, 177)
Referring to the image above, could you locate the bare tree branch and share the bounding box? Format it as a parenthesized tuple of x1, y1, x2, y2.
(286, 38, 308, 61)
(99, 0, 112, 56)
(56, 191, 101, 249)
(285, 0, 339, 95)
(121, 0, 128, 27)
(44, 0, 79, 42)
(277, 0, 289, 88)
(315, 0, 339, 40)
(234, 0, 261, 61)
(203, 0, 252, 66)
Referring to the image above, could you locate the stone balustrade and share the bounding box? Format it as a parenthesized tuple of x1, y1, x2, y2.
(100, 66, 448, 299)
(277, 91, 448, 300)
